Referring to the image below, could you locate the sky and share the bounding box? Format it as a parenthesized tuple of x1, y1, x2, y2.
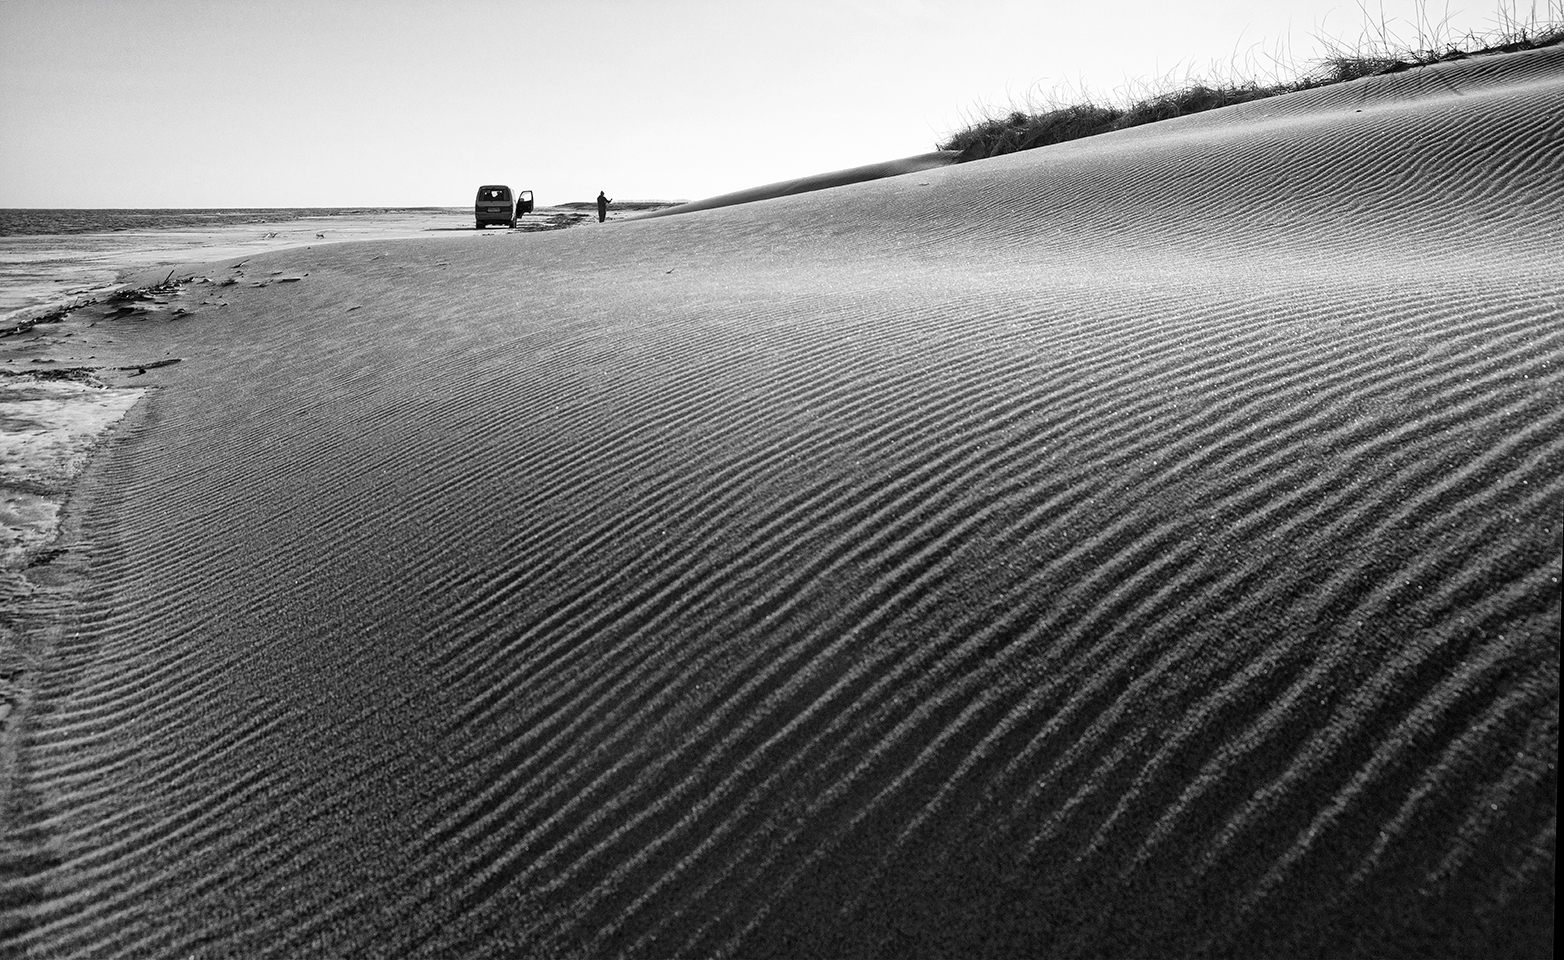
(0, 0, 1552, 208)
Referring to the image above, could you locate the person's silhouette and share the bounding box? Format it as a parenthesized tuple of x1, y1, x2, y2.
(597, 191, 613, 223)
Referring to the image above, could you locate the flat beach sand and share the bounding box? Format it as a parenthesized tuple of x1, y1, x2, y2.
(1, 46, 1559, 958)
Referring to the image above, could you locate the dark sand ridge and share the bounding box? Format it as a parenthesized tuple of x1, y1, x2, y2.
(1, 45, 1559, 958)
(631, 150, 960, 218)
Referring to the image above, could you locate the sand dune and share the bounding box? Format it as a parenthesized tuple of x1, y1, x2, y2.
(633, 150, 960, 218)
(1, 45, 1559, 958)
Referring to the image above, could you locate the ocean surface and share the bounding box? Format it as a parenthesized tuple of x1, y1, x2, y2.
(0, 207, 450, 237)
(0, 208, 469, 323)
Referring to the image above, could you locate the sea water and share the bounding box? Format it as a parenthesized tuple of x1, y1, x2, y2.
(0, 208, 466, 323)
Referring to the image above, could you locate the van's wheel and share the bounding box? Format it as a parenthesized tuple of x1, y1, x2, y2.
(508, 219, 516, 229)
(475, 223, 484, 229)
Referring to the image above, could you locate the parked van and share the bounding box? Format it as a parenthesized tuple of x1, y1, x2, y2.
(474, 185, 514, 228)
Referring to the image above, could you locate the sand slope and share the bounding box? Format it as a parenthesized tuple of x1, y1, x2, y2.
(1, 46, 1559, 958)
(633, 150, 960, 218)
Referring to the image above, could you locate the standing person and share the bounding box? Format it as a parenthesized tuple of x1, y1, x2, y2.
(596, 191, 613, 223)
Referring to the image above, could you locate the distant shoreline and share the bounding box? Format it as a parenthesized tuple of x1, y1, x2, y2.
(0, 203, 686, 323)
(0, 204, 689, 237)
(0, 207, 464, 238)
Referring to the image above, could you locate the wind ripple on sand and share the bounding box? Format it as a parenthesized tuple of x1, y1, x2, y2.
(2, 45, 1559, 958)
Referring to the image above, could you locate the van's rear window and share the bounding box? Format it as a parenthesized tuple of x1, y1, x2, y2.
(478, 187, 510, 201)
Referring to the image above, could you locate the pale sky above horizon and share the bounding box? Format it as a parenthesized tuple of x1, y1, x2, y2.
(0, 0, 1551, 208)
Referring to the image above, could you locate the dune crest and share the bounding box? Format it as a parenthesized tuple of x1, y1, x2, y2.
(1, 45, 1559, 959)
(633, 150, 960, 218)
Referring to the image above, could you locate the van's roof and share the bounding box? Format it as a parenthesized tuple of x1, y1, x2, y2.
(477, 184, 511, 191)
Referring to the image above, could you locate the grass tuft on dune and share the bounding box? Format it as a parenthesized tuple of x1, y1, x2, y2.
(941, 1, 1563, 159)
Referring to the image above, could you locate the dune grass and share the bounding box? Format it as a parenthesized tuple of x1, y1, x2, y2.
(940, 1, 1564, 160)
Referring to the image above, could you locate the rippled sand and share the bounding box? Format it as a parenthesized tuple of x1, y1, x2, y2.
(1, 45, 1559, 958)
